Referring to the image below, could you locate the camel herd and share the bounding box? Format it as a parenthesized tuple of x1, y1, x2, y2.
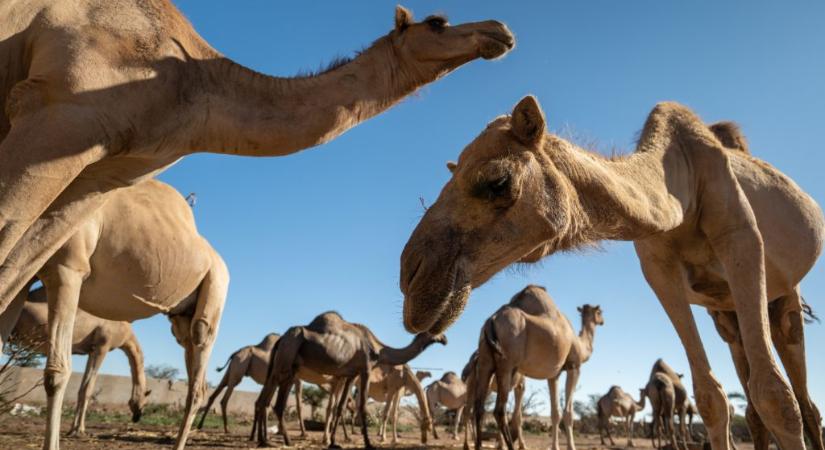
(0, 1, 822, 450)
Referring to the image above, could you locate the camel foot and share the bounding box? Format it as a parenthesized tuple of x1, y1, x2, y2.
(327, 444, 343, 449)
(66, 429, 86, 438)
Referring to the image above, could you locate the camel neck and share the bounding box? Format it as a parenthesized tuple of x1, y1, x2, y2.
(542, 136, 685, 249)
(576, 319, 597, 361)
(120, 333, 147, 404)
(194, 35, 426, 156)
(377, 334, 431, 366)
(636, 390, 646, 410)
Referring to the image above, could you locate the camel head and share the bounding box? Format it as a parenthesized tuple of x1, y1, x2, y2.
(401, 95, 575, 333)
(416, 370, 433, 382)
(577, 304, 605, 326)
(128, 389, 152, 422)
(390, 6, 514, 75)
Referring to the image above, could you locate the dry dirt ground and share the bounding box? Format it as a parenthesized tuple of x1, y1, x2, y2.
(0, 415, 754, 450)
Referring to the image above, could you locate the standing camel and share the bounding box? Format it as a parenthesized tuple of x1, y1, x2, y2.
(646, 373, 678, 449)
(650, 359, 690, 445)
(426, 371, 467, 441)
(597, 386, 645, 447)
(472, 285, 604, 450)
(0, 1, 515, 335)
(252, 312, 446, 449)
(10, 290, 150, 436)
(0, 179, 229, 450)
(196, 333, 304, 435)
(366, 364, 432, 444)
(399, 95, 824, 450)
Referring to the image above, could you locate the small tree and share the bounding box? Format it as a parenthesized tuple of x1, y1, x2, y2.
(1, 333, 46, 414)
(301, 384, 328, 421)
(146, 364, 179, 381)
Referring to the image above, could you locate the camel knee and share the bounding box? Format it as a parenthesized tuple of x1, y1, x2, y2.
(694, 383, 728, 429)
(748, 371, 802, 431)
(191, 318, 215, 348)
(43, 366, 70, 396)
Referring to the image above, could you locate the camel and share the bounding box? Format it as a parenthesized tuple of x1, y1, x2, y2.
(0, 1, 515, 336)
(10, 289, 150, 436)
(360, 364, 432, 444)
(646, 373, 678, 449)
(196, 333, 305, 435)
(426, 371, 467, 441)
(365, 364, 432, 444)
(0, 179, 229, 450)
(650, 359, 691, 444)
(460, 346, 527, 450)
(472, 285, 604, 450)
(399, 95, 824, 450)
(251, 312, 446, 449)
(596, 386, 645, 447)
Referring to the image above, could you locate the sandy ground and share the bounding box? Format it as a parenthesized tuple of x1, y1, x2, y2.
(0, 415, 753, 450)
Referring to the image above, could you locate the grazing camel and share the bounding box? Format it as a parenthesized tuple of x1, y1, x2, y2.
(650, 359, 690, 444)
(426, 371, 467, 440)
(252, 312, 446, 449)
(10, 290, 150, 436)
(196, 333, 304, 435)
(0, 179, 229, 450)
(366, 364, 432, 444)
(597, 386, 645, 447)
(0, 0, 515, 335)
(473, 285, 604, 450)
(399, 95, 824, 450)
(646, 373, 678, 449)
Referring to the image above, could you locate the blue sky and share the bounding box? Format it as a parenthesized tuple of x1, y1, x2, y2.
(81, 1, 824, 418)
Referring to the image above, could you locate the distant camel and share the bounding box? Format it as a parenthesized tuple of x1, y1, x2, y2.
(646, 373, 678, 449)
(597, 385, 646, 447)
(426, 371, 467, 440)
(252, 312, 446, 448)
(366, 364, 432, 444)
(11, 290, 149, 436)
(473, 286, 602, 450)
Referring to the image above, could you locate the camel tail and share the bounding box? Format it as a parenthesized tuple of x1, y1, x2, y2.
(709, 121, 750, 154)
(801, 296, 820, 324)
(215, 354, 233, 372)
(482, 317, 503, 356)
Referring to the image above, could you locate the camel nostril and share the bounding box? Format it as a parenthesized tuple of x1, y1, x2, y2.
(404, 258, 423, 291)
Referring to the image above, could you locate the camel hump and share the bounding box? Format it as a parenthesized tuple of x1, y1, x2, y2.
(441, 371, 459, 382)
(509, 284, 556, 316)
(709, 121, 749, 154)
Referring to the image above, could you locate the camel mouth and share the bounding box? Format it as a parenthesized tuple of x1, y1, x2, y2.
(479, 31, 515, 59)
(426, 284, 471, 334)
(403, 260, 471, 334)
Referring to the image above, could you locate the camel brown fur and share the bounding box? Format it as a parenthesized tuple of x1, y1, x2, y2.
(650, 359, 692, 445)
(400, 95, 824, 450)
(252, 312, 446, 449)
(472, 286, 603, 450)
(196, 333, 306, 436)
(426, 371, 467, 441)
(0, 1, 515, 345)
(0, 179, 229, 450)
(366, 364, 432, 444)
(646, 373, 678, 449)
(596, 386, 645, 447)
(11, 291, 150, 436)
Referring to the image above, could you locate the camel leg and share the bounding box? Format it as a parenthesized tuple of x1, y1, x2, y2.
(68, 346, 107, 437)
(474, 360, 495, 450)
(0, 283, 31, 348)
(710, 310, 771, 450)
(627, 413, 635, 447)
(561, 369, 579, 450)
(294, 380, 306, 438)
(170, 261, 228, 450)
(272, 379, 293, 447)
(329, 377, 355, 449)
(322, 381, 340, 446)
(428, 389, 441, 440)
(548, 376, 561, 450)
(454, 406, 464, 441)
(253, 378, 279, 446)
(391, 392, 400, 443)
(636, 251, 731, 450)
(196, 367, 232, 432)
(0, 108, 106, 293)
(512, 376, 526, 450)
(491, 366, 514, 450)
(770, 292, 824, 450)
(378, 395, 391, 441)
(356, 372, 374, 450)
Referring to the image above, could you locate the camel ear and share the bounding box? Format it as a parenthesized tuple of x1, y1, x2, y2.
(511, 95, 546, 145)
(577, 306, 583, 313)
(144, 389, 152, 397)
(678, 373, 684, 379)
(446, 161, 457, 173)
(395, 5, 414, 31)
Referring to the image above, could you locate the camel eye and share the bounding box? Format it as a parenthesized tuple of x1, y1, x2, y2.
(425, 16, 448, 31)
(474, 174, 511, 201)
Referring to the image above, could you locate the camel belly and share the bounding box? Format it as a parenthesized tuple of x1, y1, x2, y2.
(515, 317, 570, 379)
